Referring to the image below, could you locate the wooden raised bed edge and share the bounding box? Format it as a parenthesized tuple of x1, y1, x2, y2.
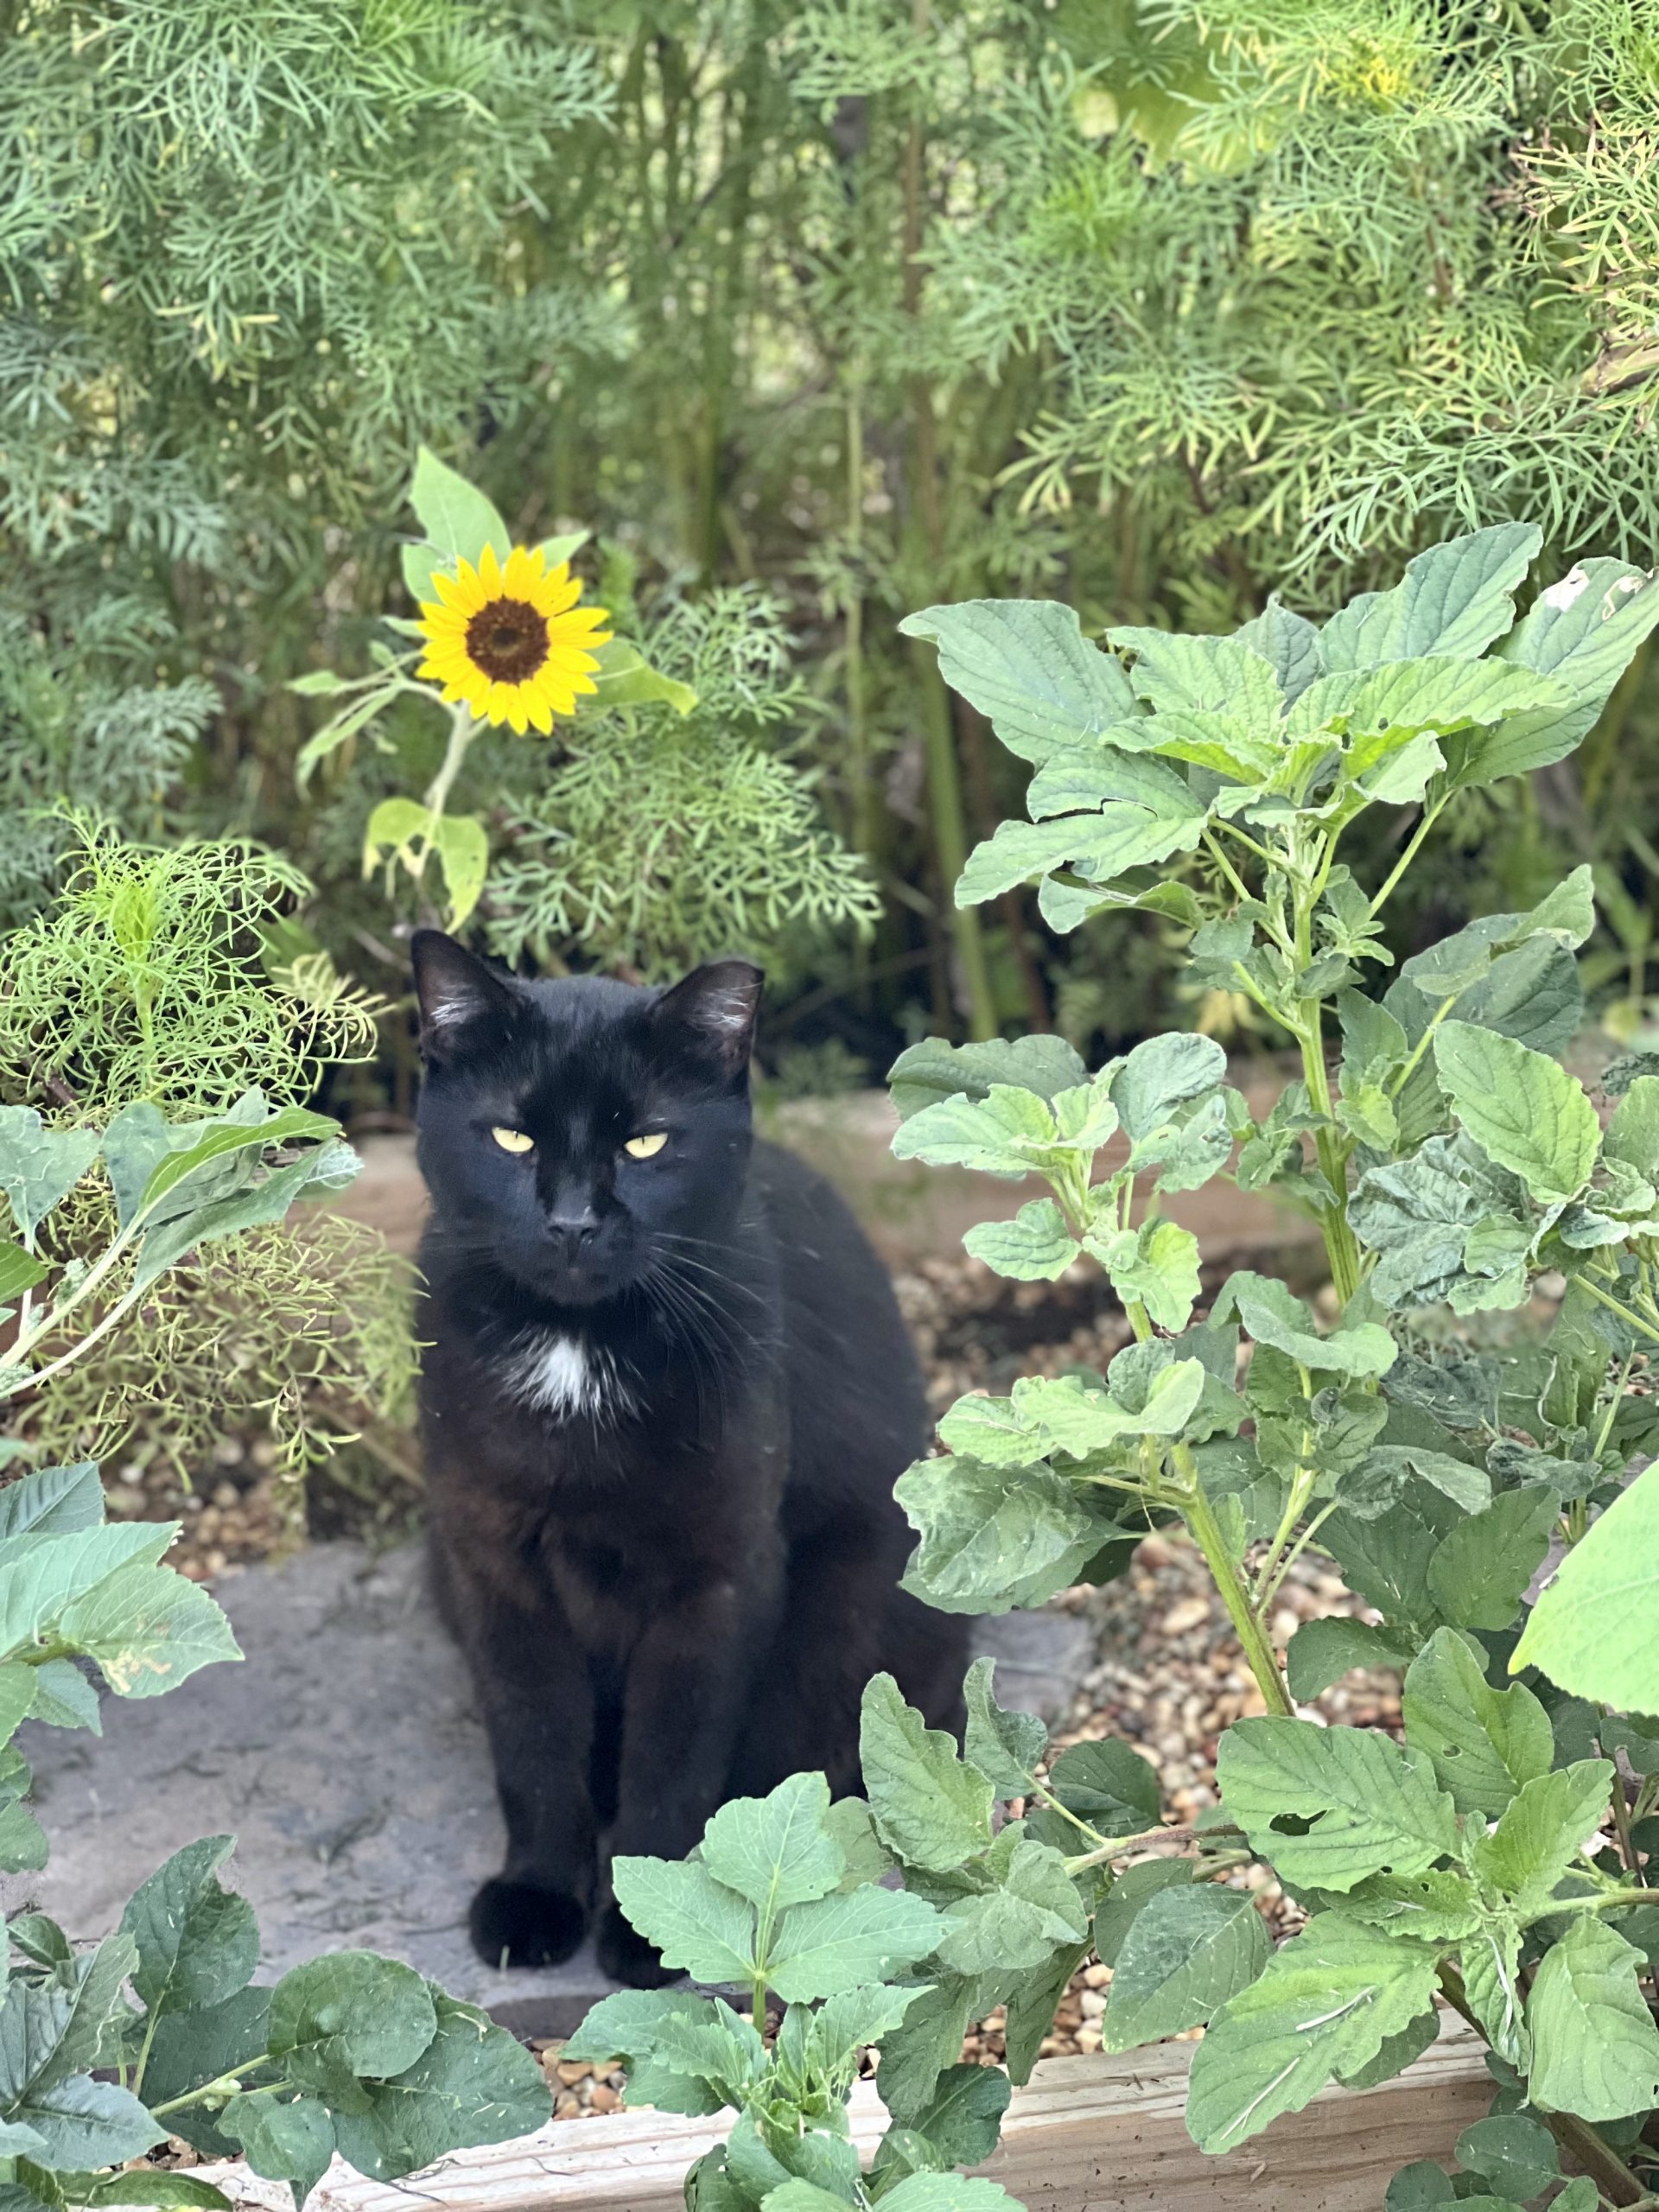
(200, 2016, 1492, 2212)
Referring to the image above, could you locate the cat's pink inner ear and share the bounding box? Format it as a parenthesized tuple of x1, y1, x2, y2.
(653, 959, 763, 1073)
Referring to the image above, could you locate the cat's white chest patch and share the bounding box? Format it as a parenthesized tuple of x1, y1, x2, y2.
(505, 1332, 624, 1422)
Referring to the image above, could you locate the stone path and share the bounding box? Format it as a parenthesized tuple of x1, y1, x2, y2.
(12, 1544, 1091, 2037)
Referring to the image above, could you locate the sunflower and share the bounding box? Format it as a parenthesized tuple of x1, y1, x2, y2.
(416, 544, 612, 734)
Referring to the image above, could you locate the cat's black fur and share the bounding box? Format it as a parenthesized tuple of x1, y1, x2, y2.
(411, 931, 966, 1987)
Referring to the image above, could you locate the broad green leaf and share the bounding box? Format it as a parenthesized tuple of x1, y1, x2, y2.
(767, 1886, 944, 2004)
(602, 1995, 761, 2106)
(860, 1675, 993, 1871)
(0, 1110, 100, 1239)
(1605, 1074, 1659, 1180)
(0, 1940, 160, 2166)
(898, 601, 1141, 763)
(957, 792, 1207, 908)
(1290, 658, 1556, 743)
(406, 448, 511, 572)
(1511, 1460, 1659, 1708)
(931, 1835, 1088, 1975)
(1001, 1942, 1088, 2084)
(1101, 1885, 1268, 2050)
(1088, 1219, 1200, 1332)
(133, 1986, 271, 2154)
(1351, 1137, 1534, 1312)
(561, 1990, 728, 2117)
(1470, 1760, 1613, 1910)
(0, 1463, 103, 1542)
(1425, 1488, 1556, 1633)
(1481, 558, 1659, 780)
(1046, 1738, 1160, 1830)
(137, 1105, 340, 1217)
(702, 1774, 843, 1916)
(1338, 2003, 1440, 2091)
(1012, 1358, 1206, 1458)
(0, 1662, 35, 1748)
(801, 1986, 924, 2088)
(608, 1860, 757, 1986)
(0, 1521, 174, 1655)
(1525, 1918, 1659, 2120)
(287, 667, 355, 696)
(1092, 1861, 1196, 1967)
(891, 1086, 1055, 1179)
(887, 1036, 1087, 1121)
(120, 1836, 259, 2018)
(873, 1980, 976, 2125)
(1105, 627, 1282, 718)
(1109, 1032, 1226, 1140)
(962, 1658, 1046, 1793)
(1332, 1868, 1480, 1944)
(1285, 1618, 1415, 1701)
(1460, 1909, 1528, 2069)
(267, 1952, 437, 2100)
(1402, 1630, 1553, 1816)
(327, 1990, 552, 2178)
(1434, 1024, 1599, 1203)
(85, 2174, 235, 2208)
(1211, 1270, 1396, 1379)
(1318, 526, 1541, 669)
(962, 1200, 1078, 1281)
(1234, 596, 1322, 701)
(1185, 1915, 1441, 2152)
(1217, 1718, 1458, 1890)
(55, 1559, 242, 1697)
(0, 1243, 49, 1302)
(221, 2091, 336, 2208)
(1388, 2162, 1455, 2209)
(894, 2061, 1009, 2167)
(585, 638, 696, 716)
(3, 2073, 162, 2168)
(894, 1455, 1108, 1614)
(1455, 2114, 1560, 2203)
(134, 1141, 359, 1290)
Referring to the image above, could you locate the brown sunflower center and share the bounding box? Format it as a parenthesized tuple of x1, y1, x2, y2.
(465, 598, 550, 683)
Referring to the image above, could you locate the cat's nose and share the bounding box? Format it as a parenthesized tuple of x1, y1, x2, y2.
(545, 1203, 599, 1261)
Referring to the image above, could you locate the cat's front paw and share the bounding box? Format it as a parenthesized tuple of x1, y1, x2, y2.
(596, 1904, 683, 1989)
(470, 1878, 588, 1969)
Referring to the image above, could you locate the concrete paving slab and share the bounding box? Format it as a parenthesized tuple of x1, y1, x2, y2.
(9, 1543, 1096, 2039)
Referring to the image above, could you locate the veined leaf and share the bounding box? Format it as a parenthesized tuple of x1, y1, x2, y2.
(1470, 1760, 1614, 1910)
(1102, 1885, 1268, 2050)
(1402, 1630, 1553, 1817)
(891, 1085, 1055, 1179)
(0, 1109, 101, 1239)
(1285, 1618, 1416, 1701)
(962, 1199, 1079, 1281)
(1217, 1717, 1458, 1891)
(1525, 1918, 1659, 2120)
(956, 791, 1208, 908)
(887, 1035, 1087, 1121)
(895, 1454, 1109, 1614)
(1185, 1914, 1441, 2152)
(1478, 557, 1659, 781)
(899, 600, 1141, 764)
(121, 1835, 259, 2018)
(608, 1860, 757, 1986)
(766, 1885, 944, 2003)
(1317, 525, 1541, 670)
(1105, 627, 1283, 719)
(1434, 1021, 1599, 1203)
(1211, 1270, 1396, 1379)
(860, 1673, 993, 1871)
(962, 1656, 1047, 1794)
(327, 1990, 552, 2179)
(1424, 1487, 1555, 1634)
(406, 448, 511, 573)
(1511, 1460, 1659, 1709)
(702, 1775, 843, 1917)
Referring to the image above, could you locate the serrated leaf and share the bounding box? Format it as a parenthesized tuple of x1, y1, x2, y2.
(860, 1675, 993, 1872)
(561, 1990, 728, 2117)
(0, 1465, 103, 1542)
(1285, 1618, 1416, 1701)
(898, 601, 1141, 763)
(1426, 1488, 1556, 1634)
(1102, 1885, 1268, 2050)
(1401, 1630, 1553, 1816)
(702, 1774, 844, 1917)
(1477, 558, 1659, 782)
(56, 1559, 242, 1698)
(962, 1657, 1046, 1794)
(1318, 526, 1541, 670)
(1235, 597, 1323, 702)
(1525, 1917, 1659, 2120)
(608, 1860, 757, 1986)
(1470, 1760, 1613, 1910)
(894, 1455, 1108, 1615)
(931, 1835, 1087, 1975)
(962, 1200, 1079, 1281)
(957, 793, 1208, 908)
(1185, 1914, 1441, 2152)
(890, 1086, 1055, 1179)
(887, 1036, 1088, 1121)
(120, 1836, 259, 2019)
(767, 1886, 944, 2004)
(327, 1990, 551, 2179)
(1434, 1024, 1599, 1203)
(1217, 1718, 1458, 1891)
(1212, 1270, 1396, 1379)
(1511, 1459, 1659, 1708)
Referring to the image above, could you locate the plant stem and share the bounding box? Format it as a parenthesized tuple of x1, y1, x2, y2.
(150, 2056, 274, 2120)
(1370, 795, 1449, 918)
(1575, 1270, 1659, 1349)
(1064, 1821, 1243, 1873)
(1173, 1446, 1294, 1717)
(423, 703, 478, 823)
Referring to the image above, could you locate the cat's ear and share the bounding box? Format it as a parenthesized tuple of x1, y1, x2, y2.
(410, 931, 519, 1062)
(652, 959, 763, 1077)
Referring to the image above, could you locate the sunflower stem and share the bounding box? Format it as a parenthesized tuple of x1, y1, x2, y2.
(423, 704, 478, 823)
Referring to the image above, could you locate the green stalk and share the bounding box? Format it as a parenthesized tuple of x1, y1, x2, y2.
(1173, 1445, 1294, 1717)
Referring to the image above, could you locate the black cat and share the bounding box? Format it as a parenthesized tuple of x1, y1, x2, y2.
(410, 931, 966, 1987)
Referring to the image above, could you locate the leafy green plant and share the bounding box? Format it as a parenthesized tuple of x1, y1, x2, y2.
(590, 527, 1659, 2210)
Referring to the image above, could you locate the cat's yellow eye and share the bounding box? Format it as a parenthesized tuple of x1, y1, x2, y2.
(624, 1131, 668, 1160)
(491, 1126, 535, 1155)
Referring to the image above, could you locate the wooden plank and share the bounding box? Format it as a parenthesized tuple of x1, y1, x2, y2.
(197, 2016, 1491, 2212)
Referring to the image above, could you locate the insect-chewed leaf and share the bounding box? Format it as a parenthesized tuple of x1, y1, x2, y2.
(1185, 1914, 1441, 2153)
(1401, 1630, 1554, 1817)
(1469, 1760, 1613, 1910)
(1217, 1718, 1458, 1891)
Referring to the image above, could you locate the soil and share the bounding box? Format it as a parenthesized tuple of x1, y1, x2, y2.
(112, 1247, 1402, 2123)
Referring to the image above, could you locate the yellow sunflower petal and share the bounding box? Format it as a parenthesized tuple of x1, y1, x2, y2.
(478, 543, 503, 594)
(504, 545, 537, 597)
